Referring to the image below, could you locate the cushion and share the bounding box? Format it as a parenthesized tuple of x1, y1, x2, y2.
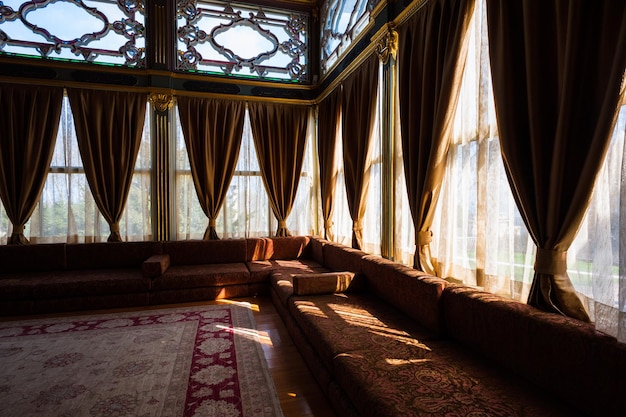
(142, 254, 170, 278)
(247, 259, 327, 283)
(292, 271, 356, 295)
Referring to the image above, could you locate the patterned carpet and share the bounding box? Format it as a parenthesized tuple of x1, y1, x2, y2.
(0, 303, 284, 417)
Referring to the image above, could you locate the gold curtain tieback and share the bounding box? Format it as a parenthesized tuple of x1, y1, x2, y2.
(417, 230, 433, 246)
(110, 223, 120, 233)
(352, 220, 363, 232)
(209, 218, 217, 228)
(278, 220, 287, 229)
(534, 248, 568, 275)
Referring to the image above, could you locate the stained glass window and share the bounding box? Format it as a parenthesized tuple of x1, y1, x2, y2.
(176, 0, 309, 83)
(0, 0, 146, 67)
(320, 0, 373, 75)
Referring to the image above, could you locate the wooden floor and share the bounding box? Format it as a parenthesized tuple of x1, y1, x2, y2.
(1, 296, 337, 417)
(243, 296, 337, 417)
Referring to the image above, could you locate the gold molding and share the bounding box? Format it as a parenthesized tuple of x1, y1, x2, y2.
(149, 92, 174, 112)
(172, 89, 315, 106)
(393, 0, 429, 27)
(374, 23, 398, 65)
(370, 0, 389, 21)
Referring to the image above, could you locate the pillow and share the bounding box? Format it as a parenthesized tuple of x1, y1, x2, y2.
(142, 254, 170, 278)
(292, 271, 357, 296)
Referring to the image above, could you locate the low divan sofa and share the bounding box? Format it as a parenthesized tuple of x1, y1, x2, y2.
(0, 236, 322, 315)
(1, 236, 624, 416)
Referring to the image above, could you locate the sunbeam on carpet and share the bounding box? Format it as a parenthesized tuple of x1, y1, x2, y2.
(0, 303, 284, 417)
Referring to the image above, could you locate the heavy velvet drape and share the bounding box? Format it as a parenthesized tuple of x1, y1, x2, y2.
(398, 0, 475, 273)
(248, 102, 309, 237)
(317, 89, 341, 241)
(177, 97, 245, 240)
(0, 84, 63, 245)
(67, 88, 147, 242)
(486, 0, 626, 321)
(341, 54, 380, 249)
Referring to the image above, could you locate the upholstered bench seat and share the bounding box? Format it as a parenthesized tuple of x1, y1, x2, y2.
(288, 293, 437, 372)
(333, 341, 580, 417)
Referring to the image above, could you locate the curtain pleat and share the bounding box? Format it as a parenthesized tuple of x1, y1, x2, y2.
(177, 97, 245, 240)
(67, 88, 147, 242)
(398, 0, 475, 273)
(248, 102, 309, 237)
(318, 90, 341, 241)
(486, 0, 626, 321)
(0, 84, 63, 245)
(341, 54, 380, 249)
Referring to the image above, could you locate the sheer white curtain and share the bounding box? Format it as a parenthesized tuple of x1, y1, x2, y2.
(569, 103, 626, 342)
(333, 114, 353, 246)
(0, 95, 151, 244)
(286, 109, 322, 236)
(176, 105, 319, 240)
(431, 0, 535, 300)
(361, 70, 383, 255)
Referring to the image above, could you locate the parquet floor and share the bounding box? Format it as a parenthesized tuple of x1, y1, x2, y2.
(244, 296, 337, 417)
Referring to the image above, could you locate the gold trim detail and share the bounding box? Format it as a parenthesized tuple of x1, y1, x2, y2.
(149, 92, 174, 112)
(375, 24, 398, 64)
(393, 0, 429, 27)
(370, 0, 388, 21)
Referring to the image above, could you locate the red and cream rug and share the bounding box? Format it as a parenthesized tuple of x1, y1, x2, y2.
(0, 302, 284, 417)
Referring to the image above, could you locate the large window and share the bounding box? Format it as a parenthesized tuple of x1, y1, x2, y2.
(0, 95, 151, 243)
(0, 0, 146, 67)
(176, 0, 309, 83)
(425, 0, 626, 342)
(430, 0, 535, 299)
(331, 66, 383, 254)
(175, 105, 319, 239)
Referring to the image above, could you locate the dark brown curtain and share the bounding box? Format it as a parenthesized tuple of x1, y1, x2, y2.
(177, 97, 245, 240)
(248, 102, 309, 237)
(486, 0, 626, 321)
(398, 0, 475, 272)
(341, 54, 380, 249)
(317, 89, 341, 240)
(0, 84, 63, 245)
(67, 88, 147, 242)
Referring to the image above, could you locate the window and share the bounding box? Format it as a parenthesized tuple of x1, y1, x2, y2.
(332, 66, 383, 254)
(568, 102, 626, 341)
(176, 0, 309, 83)
(175, 105, 318, 239)
(0, 0, 146, 67)
(0, 95, 151, 243)
(430, 0, 536, 299)
(320, 0, 372, 75)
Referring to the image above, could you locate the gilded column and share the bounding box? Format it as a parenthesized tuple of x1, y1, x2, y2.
(375, 24, 398, 259)
(149, 93, 175, 241)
